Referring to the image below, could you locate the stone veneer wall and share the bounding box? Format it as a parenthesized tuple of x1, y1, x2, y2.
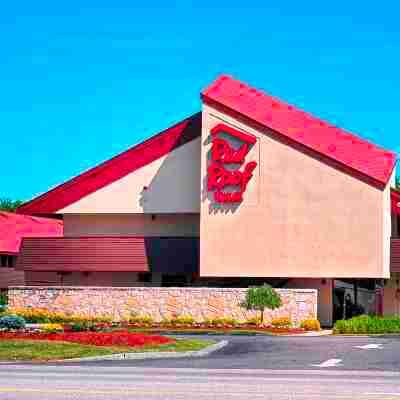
(8, 287, 317, 325)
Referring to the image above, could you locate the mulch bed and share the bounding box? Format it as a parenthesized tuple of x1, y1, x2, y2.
(0, 331, 175, 347)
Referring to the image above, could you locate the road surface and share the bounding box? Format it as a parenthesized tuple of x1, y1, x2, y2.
(2, 335, 400, 399)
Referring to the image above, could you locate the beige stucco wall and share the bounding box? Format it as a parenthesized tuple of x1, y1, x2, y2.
(63, 214, 199, 237)
(59, 137, 201, 214)
(200, 104, 391, 278)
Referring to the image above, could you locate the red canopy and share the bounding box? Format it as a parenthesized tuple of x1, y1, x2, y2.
(0, 212, 63, 255)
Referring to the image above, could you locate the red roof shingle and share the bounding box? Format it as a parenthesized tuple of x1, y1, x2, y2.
(0, 212, 63, 254)
(202, 75, 396, 186)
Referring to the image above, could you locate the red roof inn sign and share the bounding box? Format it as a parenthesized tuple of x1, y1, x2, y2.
(207, 124, 258, 203)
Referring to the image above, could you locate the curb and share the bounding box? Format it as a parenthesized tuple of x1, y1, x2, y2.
(60, 340, 229, 362)
(279, 330, 333, 337)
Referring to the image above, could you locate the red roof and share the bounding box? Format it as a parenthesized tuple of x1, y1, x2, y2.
(16, 76, 397, 216)
(17, 113, 201, 214)
(202, 75, 396, 186)
(0, 212, 63, 254)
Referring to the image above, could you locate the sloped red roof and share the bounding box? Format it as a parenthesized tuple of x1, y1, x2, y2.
(17, 112, 201, 214)
(202, 75, 396, 186)
(0, 212, 63, 254)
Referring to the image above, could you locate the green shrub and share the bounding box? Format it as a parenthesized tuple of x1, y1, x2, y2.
(169, 315, 196, 326)
(0, 315, 25, 331)
(128, 314, 153, 326)
(70, 322, 94, 332)
(0, 293, 7, 306)
(243, 317, 262, 326)
(242, 285, 282, 324)
(333, 315, 400, 334)
(204, 318, 239, 327)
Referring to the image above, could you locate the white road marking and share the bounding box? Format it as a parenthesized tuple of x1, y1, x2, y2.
(365, 393, 400, 397)
(355, 344, 383, 350)
(311, 358, 342, 368)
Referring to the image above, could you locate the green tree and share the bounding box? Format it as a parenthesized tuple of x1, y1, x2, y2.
(242, 284, 282, 324)
(396, 176, 400, 191)
(0, 198, 24, 212)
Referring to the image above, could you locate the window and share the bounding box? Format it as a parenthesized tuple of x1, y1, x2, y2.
(8, 256, 15, 268)
(398, 215, 400, 237)
(138, 273, 152, 283)
(0, 255, 17, 268)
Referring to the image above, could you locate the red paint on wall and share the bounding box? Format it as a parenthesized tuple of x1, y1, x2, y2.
(208, 124, 257, 204)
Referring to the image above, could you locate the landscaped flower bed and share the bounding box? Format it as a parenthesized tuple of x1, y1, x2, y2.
(0, 331, 175, 347)
(126, 323, 308, 335)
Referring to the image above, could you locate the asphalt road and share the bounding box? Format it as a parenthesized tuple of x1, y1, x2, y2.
(1, 366, 400, 399)
(2, 335, 400, 399)
(56, 334, 400, 370)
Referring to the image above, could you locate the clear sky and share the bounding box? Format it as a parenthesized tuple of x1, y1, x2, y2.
(2, 1, 399, 200)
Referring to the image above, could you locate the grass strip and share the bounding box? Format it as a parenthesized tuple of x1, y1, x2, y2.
(0, 338, 214, 361)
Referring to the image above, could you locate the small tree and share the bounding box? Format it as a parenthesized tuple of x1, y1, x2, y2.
(242, 284, 282, 324)
(0, 198, 24, 212)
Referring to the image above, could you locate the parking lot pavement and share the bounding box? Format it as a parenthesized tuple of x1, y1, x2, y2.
(56, 334, 400, 371)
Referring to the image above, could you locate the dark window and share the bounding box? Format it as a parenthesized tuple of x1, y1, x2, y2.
(138, 272, 152, 283)
(398, 215, 400, 237)
(161, 274, 187, 287)
(0, 256, 7, 268)
(8, 256, 15, 268)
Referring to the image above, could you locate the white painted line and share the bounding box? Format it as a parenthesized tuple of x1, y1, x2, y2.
(365, 393, 400, 397)
(311, 358, 342, 368)
(355, 344, 383, 350)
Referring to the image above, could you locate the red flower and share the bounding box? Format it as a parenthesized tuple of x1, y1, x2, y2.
(0, 331, 174, 347)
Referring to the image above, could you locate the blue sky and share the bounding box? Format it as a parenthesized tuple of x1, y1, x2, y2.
(2, 1, 399, 200)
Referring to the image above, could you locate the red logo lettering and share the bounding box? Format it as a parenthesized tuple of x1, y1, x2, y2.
(208, 128, 257, 204)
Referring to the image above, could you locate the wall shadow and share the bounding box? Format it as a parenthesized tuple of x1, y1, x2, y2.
(138, 112, 202, 214)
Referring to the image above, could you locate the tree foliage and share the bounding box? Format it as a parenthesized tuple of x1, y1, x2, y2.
(0, 198, 23, 212)
(396, 176, 400, 191)
(242, 284, 282, 323)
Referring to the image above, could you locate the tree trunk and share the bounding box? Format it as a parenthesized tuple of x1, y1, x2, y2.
(260, 308, 264, 324)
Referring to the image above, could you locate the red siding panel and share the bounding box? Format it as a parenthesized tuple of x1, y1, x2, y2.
(16, 237, 150, 272)
(391, 239, 400, 273)
(0, 268, 25, 288)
